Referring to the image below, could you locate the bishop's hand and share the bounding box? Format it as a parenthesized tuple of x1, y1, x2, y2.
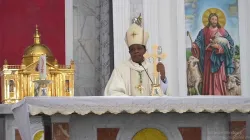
(157, 62, 166, 80)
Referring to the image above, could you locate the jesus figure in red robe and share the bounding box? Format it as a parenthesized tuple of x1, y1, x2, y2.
(192, 12, 235, 95)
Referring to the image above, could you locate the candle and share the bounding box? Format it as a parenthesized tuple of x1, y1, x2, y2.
(39, 54, 46, 80)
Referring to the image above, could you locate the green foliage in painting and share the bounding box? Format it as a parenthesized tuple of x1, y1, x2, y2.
(186, 50, 192, 61)
(234, 44, 240, 60)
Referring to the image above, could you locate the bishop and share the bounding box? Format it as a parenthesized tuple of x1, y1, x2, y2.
(104, 16, 168, 96)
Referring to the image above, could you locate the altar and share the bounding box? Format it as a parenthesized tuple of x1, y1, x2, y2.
(1, 0, 250, 140)
(8, 96, 250, 140)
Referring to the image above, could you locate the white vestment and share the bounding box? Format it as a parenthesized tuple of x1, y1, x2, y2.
(104, 59, 168, 96)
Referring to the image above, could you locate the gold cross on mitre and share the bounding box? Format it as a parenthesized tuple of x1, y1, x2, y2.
(144, 45, 167, 83)
(131, 31, 137, 38)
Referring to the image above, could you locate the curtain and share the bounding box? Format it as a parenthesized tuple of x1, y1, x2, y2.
(0, 0, 65, 102)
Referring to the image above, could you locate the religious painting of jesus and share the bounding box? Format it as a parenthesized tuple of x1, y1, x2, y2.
(185, 0, 240, 96)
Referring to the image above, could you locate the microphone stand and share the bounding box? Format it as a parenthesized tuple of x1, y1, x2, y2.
(138, 62, 163, 96)
(138, 63, 153, 84)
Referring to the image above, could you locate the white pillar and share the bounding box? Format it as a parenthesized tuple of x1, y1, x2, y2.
(158, 0, 180, 96)
(113, 0, 131, 67)
(176, 0, 187, 96)
(143, 0, 159, 48)
(65, 0, 74, 65)
(239, 0, 250, 97)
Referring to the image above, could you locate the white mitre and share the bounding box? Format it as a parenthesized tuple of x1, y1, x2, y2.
(125, 23, 149, 47)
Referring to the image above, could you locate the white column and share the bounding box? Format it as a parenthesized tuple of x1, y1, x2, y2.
(239, 0, 250, 97)
(143, 0, 159, 48)
(158, 0, 179, 96)
(130, 0, 143, 20)
(176, 0, 187, 96)
(65, 0, 74, 65)
(113, 0, 131, 67)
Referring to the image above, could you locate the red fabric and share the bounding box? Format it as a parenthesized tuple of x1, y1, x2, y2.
(0, 0, 65, 103)
(97, 128, 119, 140)
(202, 27, 227, 95)
(179, 127, 201, 140)
(229, 121, 246, 140)
(191, 43, 200, 58)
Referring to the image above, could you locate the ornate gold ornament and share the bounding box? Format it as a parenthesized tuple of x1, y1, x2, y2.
(0, 25, 75, 104)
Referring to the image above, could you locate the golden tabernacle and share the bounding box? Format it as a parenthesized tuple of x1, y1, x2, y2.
(0, 26, 75, 104)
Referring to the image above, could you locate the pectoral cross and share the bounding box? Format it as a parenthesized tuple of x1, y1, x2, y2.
(135, 84, 144, 94)
(135, 71, 144, 94)
(144, 45, 167, 84)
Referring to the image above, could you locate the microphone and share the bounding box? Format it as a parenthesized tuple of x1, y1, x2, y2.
(138, 62, 154, 84)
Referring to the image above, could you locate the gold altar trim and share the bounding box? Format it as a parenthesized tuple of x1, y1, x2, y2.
(1, 25, 75, 104)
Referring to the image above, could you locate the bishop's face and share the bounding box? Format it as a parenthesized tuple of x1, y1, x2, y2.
(129, 44, 146, 64)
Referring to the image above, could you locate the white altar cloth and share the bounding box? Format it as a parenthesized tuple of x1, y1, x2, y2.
(11, 96, 250, 140)
(0, 104, 12, 114)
